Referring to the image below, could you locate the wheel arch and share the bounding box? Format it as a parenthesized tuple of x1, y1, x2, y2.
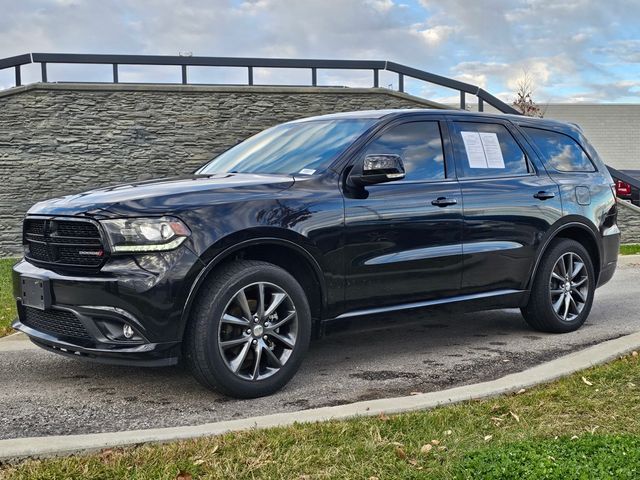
(527, 219, 602, 290)
(180, 235, 327, 339)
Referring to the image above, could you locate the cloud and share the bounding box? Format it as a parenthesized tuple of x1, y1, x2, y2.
(0, 0, 638, 102)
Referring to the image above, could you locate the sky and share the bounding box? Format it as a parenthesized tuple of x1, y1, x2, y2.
(1, 0, 639, 104)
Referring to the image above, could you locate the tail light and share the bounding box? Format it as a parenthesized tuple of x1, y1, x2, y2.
(615, 180, 631, 197)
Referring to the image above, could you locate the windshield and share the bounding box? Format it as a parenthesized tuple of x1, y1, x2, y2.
(198, 119, 374, 175)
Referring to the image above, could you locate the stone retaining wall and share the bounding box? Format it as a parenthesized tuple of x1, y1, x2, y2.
(0, 83, 441, 256)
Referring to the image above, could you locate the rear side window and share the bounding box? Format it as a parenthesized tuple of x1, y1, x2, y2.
(522, 127, 596, 172)
(451, 122, 529, 178)
(361, 121, 445, 181)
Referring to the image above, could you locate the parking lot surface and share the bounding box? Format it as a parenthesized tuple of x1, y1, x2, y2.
(2, 256, 639, 439)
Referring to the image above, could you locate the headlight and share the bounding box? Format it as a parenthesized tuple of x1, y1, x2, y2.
(100, 217, 191, 253)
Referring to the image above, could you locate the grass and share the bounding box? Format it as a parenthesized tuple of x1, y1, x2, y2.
(620, 244, 640, 255)
(0, 258, 17, 337)
(1, 352, 638, 479)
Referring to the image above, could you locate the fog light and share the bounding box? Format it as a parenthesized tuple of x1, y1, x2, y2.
(123, 324, 135, 339)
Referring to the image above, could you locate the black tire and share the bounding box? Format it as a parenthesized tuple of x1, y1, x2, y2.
(184, 260, 311, 398)
(521, 238, 595, 333)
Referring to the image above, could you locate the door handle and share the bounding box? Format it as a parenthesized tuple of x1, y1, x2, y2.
(431, 197, 458, 207)
(533, 191, 556, 200)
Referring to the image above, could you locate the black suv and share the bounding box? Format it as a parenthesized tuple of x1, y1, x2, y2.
(12, 109, 619, 398)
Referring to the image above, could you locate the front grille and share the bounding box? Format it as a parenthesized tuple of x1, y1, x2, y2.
(22, 307, 92, 340)
(24, 217, 105, 268)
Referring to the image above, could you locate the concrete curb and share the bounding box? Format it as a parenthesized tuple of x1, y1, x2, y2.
(2, 330, 639, 462)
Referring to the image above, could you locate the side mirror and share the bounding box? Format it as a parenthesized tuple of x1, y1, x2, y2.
(350, 154, 406, 187)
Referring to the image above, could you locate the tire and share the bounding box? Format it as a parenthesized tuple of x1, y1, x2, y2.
(184, 260, 311, 398)
(521, 239, 595, 333)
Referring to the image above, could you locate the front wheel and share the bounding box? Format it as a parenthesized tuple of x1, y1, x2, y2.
(184, 260, 311, 398)
(521, 239, 595, 333)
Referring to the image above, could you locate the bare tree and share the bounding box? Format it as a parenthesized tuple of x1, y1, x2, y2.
(512, 72, 544, 117)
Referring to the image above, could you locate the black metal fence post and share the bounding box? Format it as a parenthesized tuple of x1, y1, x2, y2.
(112, 64, 118, 83)
(311, 67, 317, 86)
(459, 91, 465, 110)
(248, 66, 254, 86)
(40, 62, 47, 82)
(373, 69, 379, 88)
(181, 65, 187, 85)
(15, 65, 21, 86)
(398, 73, 404, 92)
(478, 97, 484, 112)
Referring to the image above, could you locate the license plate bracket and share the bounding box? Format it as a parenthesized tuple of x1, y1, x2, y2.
(21, 276, 52, 311)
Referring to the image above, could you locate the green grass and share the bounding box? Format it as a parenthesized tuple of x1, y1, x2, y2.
(455, 434, 640, 479)
(0, 258, 17, 337)
(1, 353, 638, 479)
(620, 244, 640, 255)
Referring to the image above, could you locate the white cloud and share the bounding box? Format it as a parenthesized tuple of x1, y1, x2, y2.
(0, 0, 638, 102)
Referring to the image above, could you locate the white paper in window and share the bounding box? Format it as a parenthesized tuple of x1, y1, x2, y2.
(479, 132, 505, 169)
(461, 131, 488, 168)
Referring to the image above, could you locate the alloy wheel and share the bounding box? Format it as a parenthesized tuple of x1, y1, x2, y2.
(549, 252, 589, 322)
(217, 282, 298, 381)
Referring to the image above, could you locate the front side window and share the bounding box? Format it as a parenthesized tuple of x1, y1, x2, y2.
(523, 127, 596, 172)
(452, 122, 529, 178)
(360, 121, 445, 182)
(198, 119, 375, 175)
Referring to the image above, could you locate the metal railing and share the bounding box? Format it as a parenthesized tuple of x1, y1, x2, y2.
(0, 52, 520, 114)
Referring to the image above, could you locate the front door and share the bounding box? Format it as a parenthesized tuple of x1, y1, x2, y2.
(448, 117, 563, 294)
(342, 119, 463, 312)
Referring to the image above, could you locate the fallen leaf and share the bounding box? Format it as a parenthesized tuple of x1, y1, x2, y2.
(632, 351, 638, 357)
(510, 411, 520, 423)
(378, 413, 389, 421)
(395, 446, 407, 460)
(438, 446, 447, 451)
(390, 441, 404, 447)
(408, 459, 418, 466)
(484, 435, 493, 442)
(444, 430, 453, 435)
(581, 376, 593, 386)
(516, 388, 526, 395)
(193, 459, 205, 466)
(431, 439, 440, 446)
(420, 444, 433, 454)
(176, 471, 192, 480)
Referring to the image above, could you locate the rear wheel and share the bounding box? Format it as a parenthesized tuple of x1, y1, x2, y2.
(521, 239, 595, 333)
(185, 260, 311, 398)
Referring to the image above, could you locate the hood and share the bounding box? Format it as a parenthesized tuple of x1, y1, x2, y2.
(28, 173, 295, 217)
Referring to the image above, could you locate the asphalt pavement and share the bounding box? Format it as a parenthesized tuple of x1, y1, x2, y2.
(2, 255, 639, 440)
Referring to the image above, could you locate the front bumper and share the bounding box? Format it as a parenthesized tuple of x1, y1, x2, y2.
(12, 247, 204, 366)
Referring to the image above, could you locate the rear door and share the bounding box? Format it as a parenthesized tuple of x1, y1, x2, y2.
(342, 117, 463, 312)
(448, 117, 563, 293)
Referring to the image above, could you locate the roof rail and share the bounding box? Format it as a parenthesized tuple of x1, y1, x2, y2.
(0, 52, 520, 115)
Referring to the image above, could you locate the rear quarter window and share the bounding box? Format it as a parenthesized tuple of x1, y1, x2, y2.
(523, 127, 596, 173)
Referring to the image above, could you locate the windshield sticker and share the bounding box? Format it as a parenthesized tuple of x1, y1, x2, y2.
(460, 131, 505, 169)
(298, 168, 316, 175)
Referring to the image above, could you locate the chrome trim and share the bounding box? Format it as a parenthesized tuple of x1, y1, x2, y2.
(463, 241, 523, 255)
(364, 244, 462, 265)
(335, 289, 524, 319)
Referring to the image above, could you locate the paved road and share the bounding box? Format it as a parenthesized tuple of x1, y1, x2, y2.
(2, 256, 639, 440)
